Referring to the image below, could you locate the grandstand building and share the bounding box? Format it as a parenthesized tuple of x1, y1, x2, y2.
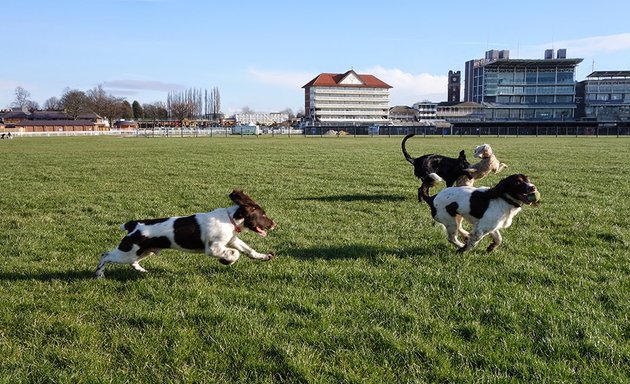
(302, 70, 392, 126)
(576, 71, 630, 121)
(464, 49, 583, 120)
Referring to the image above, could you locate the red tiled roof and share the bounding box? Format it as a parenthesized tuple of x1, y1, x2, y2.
(16, 120, 95, 126)
(303, 70, 392, 88)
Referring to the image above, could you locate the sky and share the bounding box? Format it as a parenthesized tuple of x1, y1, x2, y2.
(2, 0, 630, 115)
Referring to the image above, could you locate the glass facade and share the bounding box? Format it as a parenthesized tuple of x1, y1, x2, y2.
(465, 52, 582, 121)
(579, 71, 630, 121)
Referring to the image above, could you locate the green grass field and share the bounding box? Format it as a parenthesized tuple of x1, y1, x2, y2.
(0, 135, 628, 383)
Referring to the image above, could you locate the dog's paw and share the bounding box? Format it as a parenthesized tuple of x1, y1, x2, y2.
(486, 243, 498, 253)
(265, 252, 275, 261)
(226, 249, 240, 258)
(219, 258, 236, 266)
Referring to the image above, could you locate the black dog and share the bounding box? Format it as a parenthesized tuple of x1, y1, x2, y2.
(401, 133, 471, 202)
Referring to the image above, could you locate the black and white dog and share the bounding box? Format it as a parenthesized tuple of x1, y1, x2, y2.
(401, 133, 471, 202)
(96, 190, 276, 278)
(421, 174, 539, 253)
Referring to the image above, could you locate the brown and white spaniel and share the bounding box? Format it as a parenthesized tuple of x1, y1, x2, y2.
(96, 190, 276, 278)
(422, 174, 539, 253)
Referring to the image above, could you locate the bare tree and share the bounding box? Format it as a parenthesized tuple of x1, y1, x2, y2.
(168, 87, 219, 121)
(12, 86, 33, 110)
(142, 101, 168, 121)
(280, 108, 294, 119)
(143, 103, 158, 120)
(60, 89, 90, 119)
(86, 85, 125, 127)
(44, 97, 62, 110)
(170, 101, 193, 121)
(211, 87, 221, 118)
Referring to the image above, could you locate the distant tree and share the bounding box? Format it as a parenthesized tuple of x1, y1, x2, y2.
(120, 100, 133, 119)
(241, 106, 253, 114)
(211, 87, 221, 118)
(25, 100, 39, 112)
(142, 103, 157, 119)
(170, 101, 193, 121)
(142, 101, 168, 120)
(44, 97, 62, 110)
(86, 85, 125, 127)
(280, 108, 294, 119)
(155, 101, 168, 120)
(12, 86, 33, 110)
(132, 100, 144, 120)
(60, 89, 90, 119)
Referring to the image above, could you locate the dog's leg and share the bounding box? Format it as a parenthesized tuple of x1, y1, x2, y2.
(455, 216, 470, 241)
(443, 220, 465, 249)
(131, 261, 148, 273)
(95, 247, 143, 278)
(130, 250, 158, 273)
(95, 252, 111, 278)
(207, 241, 241, 265)
(228, 237, 274, 261)
(457, 228, 488, 253)
(486, 230, 502, 253)
(496, 163, 508, 173)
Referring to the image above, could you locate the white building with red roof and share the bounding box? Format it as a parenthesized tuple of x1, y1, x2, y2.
(302, 69, 392, 125)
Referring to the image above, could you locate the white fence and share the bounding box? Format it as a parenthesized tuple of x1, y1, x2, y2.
(8, 128, 305, 138)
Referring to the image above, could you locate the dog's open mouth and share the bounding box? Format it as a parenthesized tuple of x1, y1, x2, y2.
(516, 190, 540, 205)
(255, 227, 268, 237)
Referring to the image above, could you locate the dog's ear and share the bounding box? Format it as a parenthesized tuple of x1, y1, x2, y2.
(458, 150, 467, 160)
(229, 190, 250, 205)
(487, 177, 508, 198)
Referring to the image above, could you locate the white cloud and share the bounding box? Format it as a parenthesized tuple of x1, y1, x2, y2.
(362, 66, 447, 105)
(531, 33, 630, 57)
(248, 67, 316, 89)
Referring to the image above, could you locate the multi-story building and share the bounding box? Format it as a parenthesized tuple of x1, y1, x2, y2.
(576, 71, 630, 121)
(302, 69, 392, 125)
(464, 49, 583, 120)
(235, 112, 289, 125)
(412, 101, 438, 121)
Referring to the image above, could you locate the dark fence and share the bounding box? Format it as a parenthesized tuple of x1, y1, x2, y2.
(301, 123, 630, 137)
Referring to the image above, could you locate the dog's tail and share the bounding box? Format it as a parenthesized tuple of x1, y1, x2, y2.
(401, 134, 416, 164)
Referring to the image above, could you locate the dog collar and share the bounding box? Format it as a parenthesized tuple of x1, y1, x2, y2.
(228, 213, 242, 233)
(501, 193, 523, 207)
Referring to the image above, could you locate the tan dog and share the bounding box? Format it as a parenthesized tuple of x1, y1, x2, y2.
(456, 144, 507, 186)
